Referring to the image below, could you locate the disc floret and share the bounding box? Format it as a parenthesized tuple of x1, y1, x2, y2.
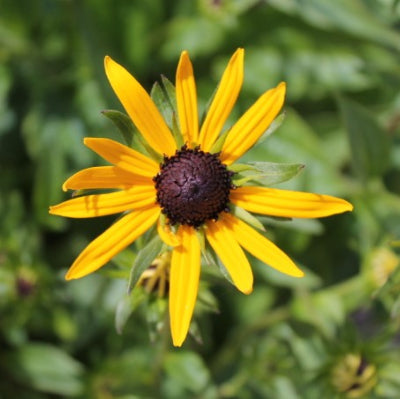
(154, 145, 234, 227)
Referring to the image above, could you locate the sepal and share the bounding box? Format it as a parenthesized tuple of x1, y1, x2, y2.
(101, 109, 136, 147)
(151, 77, 184, 148)
(127, 235, 164, 292)
(233, 161, 304, 186)
(256, 111, 286, 144)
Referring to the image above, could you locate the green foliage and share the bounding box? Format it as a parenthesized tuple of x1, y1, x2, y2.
(127, 235, 163, 292)
(1, 0, 400, 398)
(232, 161, 305, 186)
(7, 343, 84, 396)
(338, 96, 391, 182)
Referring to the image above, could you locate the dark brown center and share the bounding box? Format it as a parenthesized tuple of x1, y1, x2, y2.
(153, 145, 234, 228)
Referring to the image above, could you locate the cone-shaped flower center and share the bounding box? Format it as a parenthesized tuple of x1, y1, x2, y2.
(154, 145, 234, 227)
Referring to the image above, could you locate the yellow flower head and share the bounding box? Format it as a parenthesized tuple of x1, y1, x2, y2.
(50, 49, 353, 346)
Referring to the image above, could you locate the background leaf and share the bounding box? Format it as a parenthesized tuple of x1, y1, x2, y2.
(6, 344, 84, 396)
(338, 95, 391, 182)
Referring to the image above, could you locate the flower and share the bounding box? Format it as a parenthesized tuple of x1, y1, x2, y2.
(330, 353, 377, 398)
(49, 49, 353, 346)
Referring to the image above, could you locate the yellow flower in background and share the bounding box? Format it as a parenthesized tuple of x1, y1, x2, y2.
(50, 49, 353, 346)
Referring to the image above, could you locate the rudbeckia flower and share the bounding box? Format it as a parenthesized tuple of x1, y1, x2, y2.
(50, 49, 353, 346)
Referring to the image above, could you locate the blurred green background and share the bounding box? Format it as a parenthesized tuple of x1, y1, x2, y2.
(1, 0, 400, 398)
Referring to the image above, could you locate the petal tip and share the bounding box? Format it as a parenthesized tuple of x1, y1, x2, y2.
(104, 55, 113, 68)
(277, 81, 287, 93)
(292, 268, 305, 278)
(172, 336, 184, 347)
(344, 201, 354, 212)
(234, 47, 244, 57)
(232, 48, 244, 64)
(242, 285, 253, 295)
(65, 267, 84, 281)
(65, 271, 74, 281)
(48, 205, 57, 215)
(234, 275, 254, 296)
(279, 261, 304, 278)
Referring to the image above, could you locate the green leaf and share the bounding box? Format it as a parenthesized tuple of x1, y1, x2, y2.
(228, 163, 254, 173)
(163, 352, 217, 397)
(161, 17, 225, 60)
(201, 245, 234, 288)
(7, 343, 84, 396)
(234, 161, 305, 186)
(115, 289, 147, 334)
(101, 109, 136, 147)
(102, 109, 161, 161)
(22, 115, 91, 229)
(209, 128, 230, 154)
(161, 76, 184, 148)
(127, 235, 163, 292)
(150, 81, 174, 130)
(269, 0, 400, 50)
(338, 96, 390, 181)
(257, 112, 286, 144)
(231, 205, 266, 232)
(196, 285, 219, 314)
(146, 297, 168, 342)
(161, 75, 177, 113)
(151, 78, 183, 148)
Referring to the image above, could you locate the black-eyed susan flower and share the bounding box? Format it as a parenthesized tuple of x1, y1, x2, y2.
(50, 49, 353, 346)
(330, 353, 377, 398)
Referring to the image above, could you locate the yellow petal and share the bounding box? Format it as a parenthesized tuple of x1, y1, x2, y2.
(220, 82, 286, 165)
(231, 186, 354, 218)
(205, 218, 253, 294)
(198, 49, 244, 152)
(157, 219, 181, 247)
(169, 225, 201, 347)
(84, 138, 159, 177)
(49, 185, 157, 218)
(104, 56, 177, 156)
(176, 51, 199, 146)
(222, 213, 304, 277)
(62, 166, 152, 191)
(65, 206, 160, 280)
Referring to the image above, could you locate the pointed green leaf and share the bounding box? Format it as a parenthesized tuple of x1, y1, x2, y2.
(228, 163, 254, 173)
(230, 205, 266, 232)
(201, 244, 234, 286)
(233, 161, 305, 186)
(338, 96, 390, 181)
(151, 78, 183, 148)
(150, 81, 174, 130)
(161, 75, 177, 113)
(128, 235, 163, 292)
(196, 285, 219, 314)
(210, 128, 230, 154)
(101, 109, 136, 147)
(102, 109, 162, 162)
(257, 112, 286, 144)
(162, 77, 184, 147)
